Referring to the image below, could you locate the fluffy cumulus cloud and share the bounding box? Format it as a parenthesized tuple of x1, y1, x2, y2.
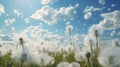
(30, 5, 77, 25)
(15, 25, 63, 44)
(99, 10, 120, 30)
(13, 9, 23, 18)
(84, 12, 92, 20)
(4, 18, 16, 26)
(0, 4, 4, 15)
(41, 0, 56, 5)
(26, 26, 49, 39)
(98, 0, 105, 5)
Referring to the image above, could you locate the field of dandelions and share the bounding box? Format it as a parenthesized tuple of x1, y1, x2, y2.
(0, 25, 120, 67)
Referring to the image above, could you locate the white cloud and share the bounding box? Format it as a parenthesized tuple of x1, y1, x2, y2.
(110, 31, 116, 37)
(11, 25, 65, 52)
(13, 9, 23, 18)
(99, 10, 120, 30)
(84, 6, 103, 13)
(24, 18, 30, 23)
(98, 0, 105, 5)
(26, 26, 63, 42)
(41, 0, 56, 5)
(84, 12, 92, 20)
(0, 4, 4, 15)
(30, 5, 77, 25)
(4, 18, 16, 26)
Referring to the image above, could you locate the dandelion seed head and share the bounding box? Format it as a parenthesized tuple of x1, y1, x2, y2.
(88, 24, 103, 36)
(57, 62, 69, 67)
(38, 53, 55, 66)
(112, 38, 120, 47)
(84, 34, 96, 48)
(74, 52, 86, 62)
(69, 62, 80, 67)
(98, 47, 120, 67)
(65, 25, 73, 36)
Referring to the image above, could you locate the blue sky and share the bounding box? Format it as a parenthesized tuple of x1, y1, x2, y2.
(0, 0, 120, 42)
